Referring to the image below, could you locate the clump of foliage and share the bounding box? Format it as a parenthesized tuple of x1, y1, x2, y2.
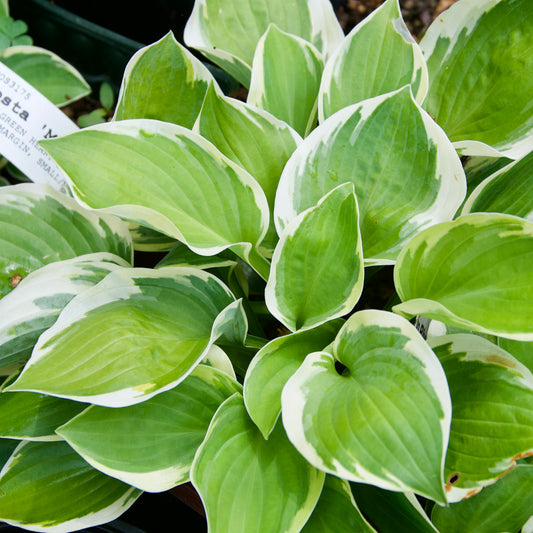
(0, 0, 532, 531)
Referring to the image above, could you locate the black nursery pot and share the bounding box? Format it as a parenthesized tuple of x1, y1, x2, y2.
(11, 0, 148, 92)
(11, 0, 238, 95)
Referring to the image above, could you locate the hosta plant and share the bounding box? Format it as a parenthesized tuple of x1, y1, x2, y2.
(0, 0, 532, 531)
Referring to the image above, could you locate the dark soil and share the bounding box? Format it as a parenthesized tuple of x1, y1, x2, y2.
(337, 0, 457, 40)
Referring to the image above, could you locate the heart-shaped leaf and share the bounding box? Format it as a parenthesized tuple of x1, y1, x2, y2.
(462, 150, 533, 221)
(0, 440, 141, 532)
(429, 334, 533, 502)
(0, 184, 133, 299)
(57, 365, 241, 492)
(244, 319, 341, 438)
(0, 253, 128, 369)
(0, 45, 90, 106)
(419, 0, 533, 158)
(282, 309, 451, 504)
(275, 87, 466, 264)
(184, 0, 342, 87)
(431, 463, 533, 533)
(6, 267, 242, 407)
(248, 24, 324, 137)
(41, 119, 271, 279)
(114, 32, 217, 127)
(191, 393, 324, 533)
(266, 183, 364, 331)
(319, 0, 427, 121)
(393, 213, 533, 341)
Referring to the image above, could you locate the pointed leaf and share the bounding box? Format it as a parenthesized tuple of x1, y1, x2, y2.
(350, 484, 438, 533)
(0, 45, 90, 106)
(57, 365, 241, 492)
(319, 0, 428, 121)
(114, 32, 217, 128)
(195, 83, 302, 253)
(302, 475, 376, 533)
(184, 0, 342, 87)
(275, 87, 466, 264)
(393, 213, 533, 340)
(431, 463, 533, 533)
(282, 309, 451, 504)
(41, 119, 271, 279)
(7, 267, 239, 407)
(266, 183, 364, 331)
(0, 183, 133, 299)
(248, 24, 324, 137)
(191, 393, 325, 533)
(429, 334, 533, 502)
(195, 83, 302, 208)
(462, 150, 533, 221)
(244, 320, 341, 438)
(419, 0, 533, 158)
(0, 391, 85, 441)
(0, 440, 141, 532)
(0, 253, 129, 368)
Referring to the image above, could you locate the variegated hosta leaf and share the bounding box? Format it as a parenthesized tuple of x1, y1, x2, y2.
(191, 393, 325, 533)
(431, 463, 533, 533)
(319, 0, 428, 121)
(194, 83, 302, 253)
(282, 309, 451, 504)
(428, 334, 533, 502)
(41, 119, 271, 279)
(201, 344, 236, 379)
(6, 267, 244, 407)
(393, 213, 533, 340)
(0, 391, 85, 441)
(0, 45, 90, 106)
(126, 222, 176, 252)
(266, 183, 364, 331)
(0, 253, 129, 369)
(462, 150, 533, 221)
(248, 24, 324, 137)
(184, 0, 343, 87)
(56, 365, 241, 492)
(0, 183, 133, 299)
(275, 87, 466, 264)
(301, 475, 375, 533)
(244, 319, 342, 438)
(498, 337, 533, 373)
(350, 483, 439, 533)
(114, 32, 217, 128)
(0, 440, 141, 532)
(463, 155, 513, 200)
(156, 241, 237, 270)
(419, 0, 533, 159)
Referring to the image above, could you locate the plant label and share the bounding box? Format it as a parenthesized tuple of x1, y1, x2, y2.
(0, 62, 79, 194)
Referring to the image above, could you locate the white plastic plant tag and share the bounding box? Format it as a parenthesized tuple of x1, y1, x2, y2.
(0, 62, 79, 193)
